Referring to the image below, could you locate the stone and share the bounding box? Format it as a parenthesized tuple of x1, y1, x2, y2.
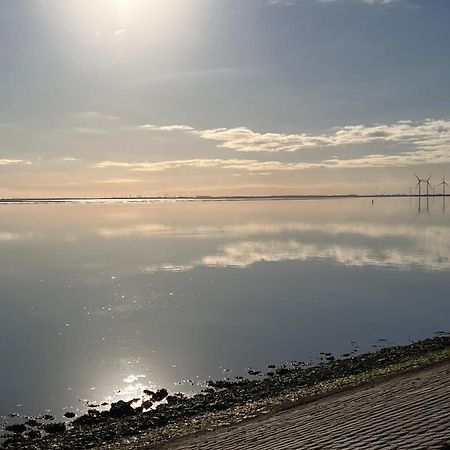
(5, 424, 26, 434)
(109, 400, 135, 418)
(152, 388, 168, 402)
(43, 422, 66, 434)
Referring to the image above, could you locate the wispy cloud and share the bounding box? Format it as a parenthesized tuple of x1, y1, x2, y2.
(94, 158, 315, 172)
(0, 159, 24, 166)
(135, 124, 194, 132)
(66, 127, 110, 135)
(61, 157, 82, 162)
(94, 178, 140, 184)
(76, 111, 119, 122)
(273, 0, 400, 5)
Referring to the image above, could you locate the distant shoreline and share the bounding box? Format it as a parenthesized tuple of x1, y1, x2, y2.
(1, 194, 449, 204)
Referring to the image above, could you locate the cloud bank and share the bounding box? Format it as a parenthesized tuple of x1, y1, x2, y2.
(117, 119, 450, 172)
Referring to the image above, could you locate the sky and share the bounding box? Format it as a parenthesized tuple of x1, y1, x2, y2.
(1, 0, 450, 197)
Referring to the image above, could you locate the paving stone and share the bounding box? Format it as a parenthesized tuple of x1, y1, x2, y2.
(157, 362, 450, 450)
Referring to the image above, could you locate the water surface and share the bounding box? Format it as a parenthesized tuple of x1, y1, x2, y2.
(0, 198, 449, 417)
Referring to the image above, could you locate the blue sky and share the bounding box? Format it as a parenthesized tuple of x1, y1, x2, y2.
(1, 0, 450, 196)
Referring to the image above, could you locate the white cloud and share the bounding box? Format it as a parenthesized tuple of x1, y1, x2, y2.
(194, 119, 450, 154)
(272, 0, 399, 5)
(68, 127, 109, 135)
(61, 157, 82, 162)
(127, 119, 450, 169)
(135, 124, 194, 132)
(94, 178, 140, 184)
(0, 159, 23, 166)
(94, 158, 319, 172)
(76, 111, 118, 121)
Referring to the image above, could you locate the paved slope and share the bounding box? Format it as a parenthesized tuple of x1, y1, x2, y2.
(158, 362, 450, 450)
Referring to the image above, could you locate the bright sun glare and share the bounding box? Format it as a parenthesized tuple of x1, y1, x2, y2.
(54, 0, 191, 54)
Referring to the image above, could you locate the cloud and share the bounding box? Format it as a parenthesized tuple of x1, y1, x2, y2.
(61, 157, 82, 162)
(76, 111, 119, 121)
(94, 158, 318, 172)
(0, 159, 23, 166)
(128, 119, 450, 169)
(194, 119, 450, 154)
(67, 127, 109, 135)
(270, 0, 400, 5)
(135, 124, 194, 132)
(94, 178, 140, 184)
(358, 0, 398, 4)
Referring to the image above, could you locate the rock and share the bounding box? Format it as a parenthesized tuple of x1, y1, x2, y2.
(25, 419, 39, 427)
(5, 423, 27, 434)
(42, 414, 55, 421)
(43, 422, 66, 434)
(248, 369, 261, 376)
(26, 429, 41, 439)
(64, 412, 76, 418)
(152, 388, 168, 402)
(109, 400, 135, 418)
(142, 400, 153, 409)
(268, 364, 276, 369)
(166, 394, 185, 405)
(143, 389, 154, 396)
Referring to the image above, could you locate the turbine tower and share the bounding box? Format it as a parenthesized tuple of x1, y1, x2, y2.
(415, 174, 422, 197)
(439, 176, 448, 196)
(426, 176, 432, 197)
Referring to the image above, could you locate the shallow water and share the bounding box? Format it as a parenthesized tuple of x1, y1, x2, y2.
(0, 198, 449, 418)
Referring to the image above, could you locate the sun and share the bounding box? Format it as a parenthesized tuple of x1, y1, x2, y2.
(45, 0, 196, 65)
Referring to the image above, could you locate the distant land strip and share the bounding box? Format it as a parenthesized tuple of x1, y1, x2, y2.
(1, 194, 449, 204)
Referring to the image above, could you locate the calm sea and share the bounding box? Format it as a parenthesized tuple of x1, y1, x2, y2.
(0, 198, 449, 418)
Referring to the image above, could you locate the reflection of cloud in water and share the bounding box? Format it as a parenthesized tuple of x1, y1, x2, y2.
(0, 231, 32, 241)
(201, 240, 450, 272)
(107, 220, 450, 272)
(141, 264, 194, 273)
(123, 374, 146, 384)
(96, 220, 450, 243)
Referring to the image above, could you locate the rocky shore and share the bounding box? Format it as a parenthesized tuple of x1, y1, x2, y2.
(1, 335, 449, 450)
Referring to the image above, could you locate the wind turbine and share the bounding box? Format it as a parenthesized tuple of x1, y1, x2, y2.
(439, 176, 448, 196)
(415, 174, 423, 197)
(425, 176, 432, 197)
